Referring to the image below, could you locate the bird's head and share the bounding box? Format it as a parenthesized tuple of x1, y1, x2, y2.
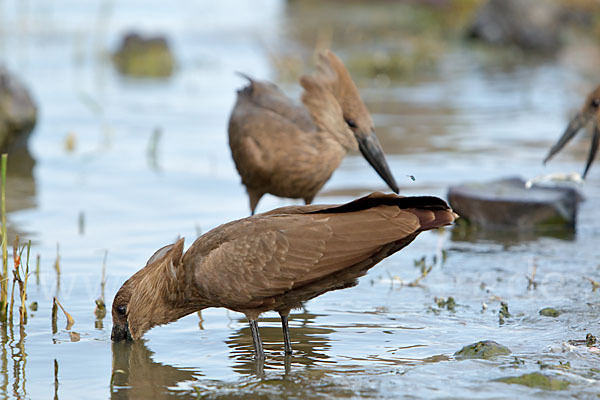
(544, 85, 600, 178)
(581, 86, 600, 123)
(574, 86, 600, 128)
(111, 238, 186, 341)
(307, 50, 399, 193)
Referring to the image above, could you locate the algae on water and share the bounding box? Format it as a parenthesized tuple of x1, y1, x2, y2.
(539, 307, 561, 317)
(496, 372, 570, 390)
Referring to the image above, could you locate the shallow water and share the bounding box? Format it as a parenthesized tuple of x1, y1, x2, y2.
(0, 0, 599, 398)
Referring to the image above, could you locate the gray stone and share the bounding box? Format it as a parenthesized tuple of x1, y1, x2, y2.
(467, 0, 561, 53)
(0, 67, 37, 152)
(448, 177, 581, 231)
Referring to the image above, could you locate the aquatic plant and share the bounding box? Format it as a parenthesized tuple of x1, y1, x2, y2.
(0, 154, 32, 397)
(526, 262, 538, 290)
(496, 372, 570, 390)
(51, 297, 57, 334)
(499, 301, 511, 325)
(9, 236, 31, 325)
(54, 359, 59, 399)
(53, 297, 74, 330)
(54, 244, 60, 294)
(94, 251, 108, 328)
(0, 154, 34, 326)
(34, 254, 40, 286)
(0, 154, 7, 321)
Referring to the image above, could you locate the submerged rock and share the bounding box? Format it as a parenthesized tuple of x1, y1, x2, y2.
(455, 340, 511, 360)
(112, 32, 175, 78)
(539, 307, 561, 318)
(467, 0, 561, 53)
(0, 67, 37, 152)
(447, 177, 581, 231)
(495, 372, 570, 390)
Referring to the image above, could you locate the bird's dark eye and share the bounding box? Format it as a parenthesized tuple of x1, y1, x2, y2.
(345, 118, 357, 129)
(592, 98, 600, 108)
(117, 305, 127, 315)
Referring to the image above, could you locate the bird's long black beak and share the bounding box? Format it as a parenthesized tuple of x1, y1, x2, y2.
(583, 124, 599, 178)
(544, 111, 593, 165)
(111, 322, 133, 341)
(357, 130, 399, 193)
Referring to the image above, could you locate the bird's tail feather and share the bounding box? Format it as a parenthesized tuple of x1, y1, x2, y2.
(407, 208, 458, 231)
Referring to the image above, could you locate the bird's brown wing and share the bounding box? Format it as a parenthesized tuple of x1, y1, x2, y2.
(229, 107, 312, 184)
(193, 205, 421, 309)
(229, 78, 324, 189)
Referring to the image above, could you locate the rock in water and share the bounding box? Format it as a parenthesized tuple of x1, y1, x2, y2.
(467, 0, 561, 53)
(539, 307, 561, 318)
(448, 177, 580, 231)
(0, 67, 37, 152)
(112, 32, 175, 78)
(454, 340, 511, 360)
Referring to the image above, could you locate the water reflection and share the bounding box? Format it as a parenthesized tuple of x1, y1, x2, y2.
(110, 341, 199, 400)
(0, 324, 28, 399)
(110, 313, 337, 398)
(451, 220, 576, 245)
(5, 145, 36, 240)
(226, 312, 334, 376)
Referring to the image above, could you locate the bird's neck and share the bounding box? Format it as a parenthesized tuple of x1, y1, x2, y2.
(127, 258, 209, 339)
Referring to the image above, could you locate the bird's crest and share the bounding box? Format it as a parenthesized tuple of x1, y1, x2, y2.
(310, 50, 373, 130)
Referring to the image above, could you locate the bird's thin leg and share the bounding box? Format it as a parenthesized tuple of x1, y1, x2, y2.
(280, 314, 293, 355)
(254, 357, 265, 378)
(284, 352, 291, 375)
(249, 319, 265, 359)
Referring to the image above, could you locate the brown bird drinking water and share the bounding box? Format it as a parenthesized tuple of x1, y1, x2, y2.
(544, 85, 600, 178)
(228, 50, 399, 215)
(111, 192, 457, 359)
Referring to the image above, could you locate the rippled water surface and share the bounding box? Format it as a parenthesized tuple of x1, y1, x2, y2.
(0, 0, 599, 398)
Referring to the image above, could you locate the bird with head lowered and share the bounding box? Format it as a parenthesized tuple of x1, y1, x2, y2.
(111, 192, 457, 359)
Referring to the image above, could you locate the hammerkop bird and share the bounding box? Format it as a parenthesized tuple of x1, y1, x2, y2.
(228, 50, 399, 215)
(112, 192, 456, 359)
(544, 85, 600, 178)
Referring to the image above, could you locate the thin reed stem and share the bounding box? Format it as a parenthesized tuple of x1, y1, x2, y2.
(0, 154, 7, 321)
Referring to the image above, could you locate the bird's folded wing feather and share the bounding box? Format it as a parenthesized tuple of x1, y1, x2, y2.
(231, 111, 311, 179)
(195, 206, 420, 307)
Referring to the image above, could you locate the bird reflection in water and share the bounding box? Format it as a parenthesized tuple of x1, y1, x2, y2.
(225, 311, 333, 376)
(110, 340, 200, 400)
(110, 312, 334, 398)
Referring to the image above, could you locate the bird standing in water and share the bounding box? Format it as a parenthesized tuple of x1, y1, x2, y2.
(111, 192, 456, 359)
(544, 85, 600, 178)
(228, 50, 399, 214)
